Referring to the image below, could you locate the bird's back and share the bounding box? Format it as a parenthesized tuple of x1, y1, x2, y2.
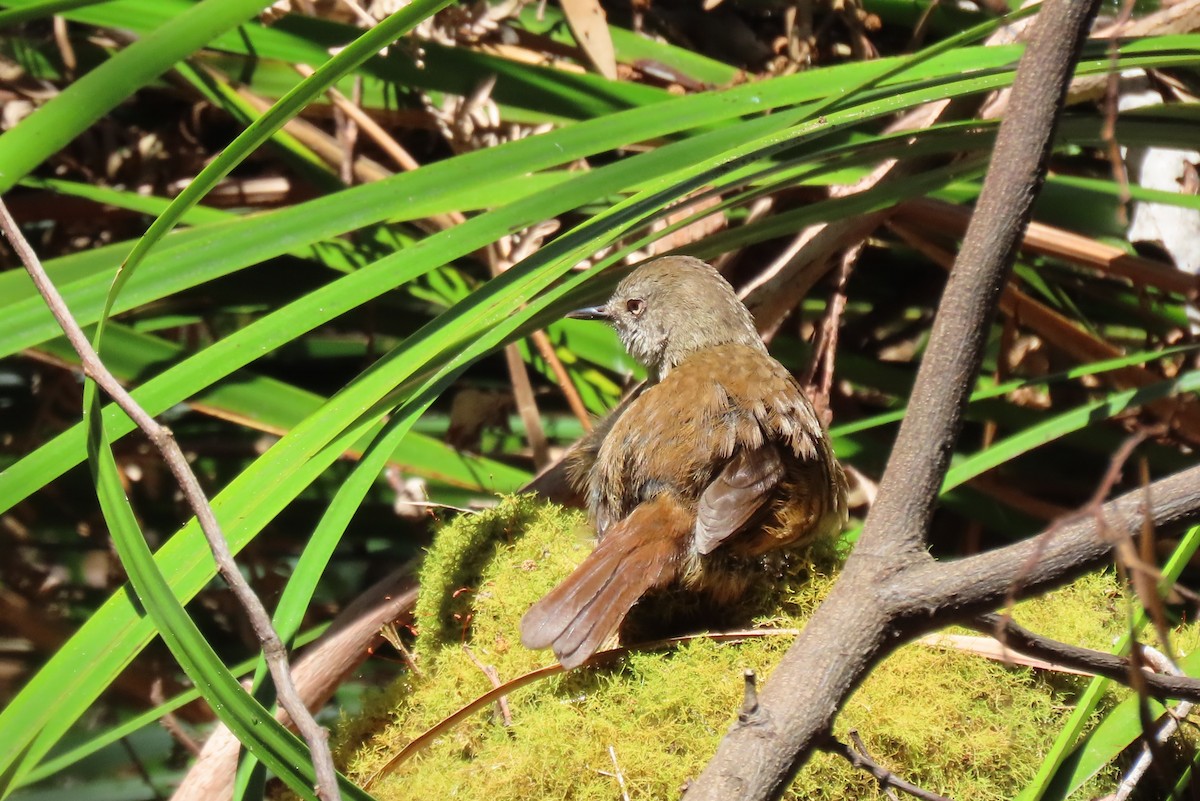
(588, 343, 837, 556)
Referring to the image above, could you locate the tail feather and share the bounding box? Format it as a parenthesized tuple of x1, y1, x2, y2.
(521, 495, 691, 669)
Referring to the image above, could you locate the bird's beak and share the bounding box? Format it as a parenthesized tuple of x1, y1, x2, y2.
(566, 305, 611, 321)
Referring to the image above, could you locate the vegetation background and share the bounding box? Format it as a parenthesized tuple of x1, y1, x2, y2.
(0, 0, 1198, 798)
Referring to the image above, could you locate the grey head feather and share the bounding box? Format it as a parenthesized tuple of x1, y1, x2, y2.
(600, 256, 764, 381)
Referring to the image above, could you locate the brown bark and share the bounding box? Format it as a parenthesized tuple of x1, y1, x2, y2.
(678, 2, 1191, 798)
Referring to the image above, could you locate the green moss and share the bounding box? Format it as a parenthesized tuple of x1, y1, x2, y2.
(335, 497, 1169, 800)
(411, 495, 553, 653)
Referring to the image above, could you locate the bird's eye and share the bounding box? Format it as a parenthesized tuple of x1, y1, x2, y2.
(626, 298, 646, 317)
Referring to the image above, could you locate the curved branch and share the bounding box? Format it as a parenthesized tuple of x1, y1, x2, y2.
(967, 613, 1200, 703)
(683, 2, 1105, 798)
(885, 464, 1200, 619)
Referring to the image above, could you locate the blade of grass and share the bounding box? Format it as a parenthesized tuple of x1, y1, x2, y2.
(84, 402, 373, 801)
(17, 624, 327, 786)
(89, 0, 457, 360)
(1018, 523, 1200, 801)
(31, 322, 530, 491)
(943, 371, 1200, 492)
(232, 395, 437, 800)
(0, 0, 279, 193)
(1045, 639, 1200, 798)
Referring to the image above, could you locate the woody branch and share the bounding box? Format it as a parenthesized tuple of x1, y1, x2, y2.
(682, 0, 1200, 799)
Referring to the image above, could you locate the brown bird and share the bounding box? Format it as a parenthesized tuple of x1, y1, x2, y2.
(521, 256, 848, 669)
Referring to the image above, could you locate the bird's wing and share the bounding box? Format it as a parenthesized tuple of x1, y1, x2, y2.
(694, 443, 785, 555)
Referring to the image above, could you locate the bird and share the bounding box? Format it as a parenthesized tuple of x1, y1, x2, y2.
(520, 255, 848, 669)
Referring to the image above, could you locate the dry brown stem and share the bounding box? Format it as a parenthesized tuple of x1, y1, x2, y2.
(888, 216, 1200, 442)
(171, 568, 418, 801)
(0, 195, 341, 801)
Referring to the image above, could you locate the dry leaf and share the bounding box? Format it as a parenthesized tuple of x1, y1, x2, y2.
(560, 0, 618, 80)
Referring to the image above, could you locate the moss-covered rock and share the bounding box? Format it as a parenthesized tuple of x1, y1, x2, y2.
(335, 495, 1180, 800)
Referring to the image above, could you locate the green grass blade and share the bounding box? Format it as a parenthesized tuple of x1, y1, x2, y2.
(1046, 639, 1200, 797)
(831, 343, 1200, 439)
(944, 371, 1200, 492)
(233, 396, 436, 800)
(83, 402, 375, 801)
(92, 0, 455, 355)
(0, 0, 278, 193)
(1019, 523, 1200, 801)
(28, 323, 530, 492)
(0, 407, 385, 791)
(18, 625, 327, 785)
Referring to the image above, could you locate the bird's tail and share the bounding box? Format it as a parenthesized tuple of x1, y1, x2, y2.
(520, 495, 690, 669)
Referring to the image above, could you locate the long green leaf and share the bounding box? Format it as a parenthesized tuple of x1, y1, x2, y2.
(1045, 626, 1200, 798)
(18, 625, 328, 785)
(233, 397, 435, 800)
(1019, 523, 1200, 801)
(944, 372, 1200, 491)
(0, 0, 278, 193)
(91, 0, 457, 366)
(84, 399, 373, 801)
(31, 323, 530, 492)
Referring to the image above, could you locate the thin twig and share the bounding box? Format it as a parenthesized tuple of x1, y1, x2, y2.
(487, 231, 559, 470)
(801, 242, 857, 418)
(118, 736, 166, 801)
(1000, 427, 1163, 616)
(150, 677, 203, 757)
(462, 644, 513, 727)
(850, 731, 899, 801)
(971, 614, 1200, 702)
(380, 622, 424, 677)
(393, 500, 482, 515)
(608, 745, 631, 801)
(0, 196, 343, 801)
(821, 734, 952, 801)
(52, 14, 77, 77)
(531, 328, 594, 432)
(502, 340, 551, 468)
(365, 627, 802, 786)
(1099, 0, 1137, 227)
(293, 63, 451, 183)
(172, 569, 418, 801)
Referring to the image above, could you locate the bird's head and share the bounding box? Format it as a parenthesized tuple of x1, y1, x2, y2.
(569, 256, 765, 380)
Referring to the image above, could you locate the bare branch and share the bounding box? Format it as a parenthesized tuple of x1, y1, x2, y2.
(821, 735, 953, 801)
(888, 464, 1200, 618)
(0, 196, 343, 801)
(860, 0, 1103, 562)
(969, 613, 1200, 703)
(684, 2, 1107, 797)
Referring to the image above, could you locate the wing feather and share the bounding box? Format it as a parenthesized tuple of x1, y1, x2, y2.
(694, 444, 785, 555)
